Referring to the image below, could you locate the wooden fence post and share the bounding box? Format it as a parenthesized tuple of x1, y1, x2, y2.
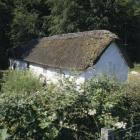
(101, 128, 114, 140)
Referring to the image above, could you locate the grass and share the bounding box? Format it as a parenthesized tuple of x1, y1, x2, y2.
(0, 70, 8, 79)
(128, 63, 140, 83)
(128, 74, 140, 83)
(0, 70, 8, 90)
(133, 64, 140, 72)
(129, 63, 140, 73)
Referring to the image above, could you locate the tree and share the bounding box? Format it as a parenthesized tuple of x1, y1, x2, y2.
(10, 0, 49, 48)
(116, 0, 140, 62)
(0, 0, 12, 48)
(0, 0, 13, 69)
(47, 0, 79, 35)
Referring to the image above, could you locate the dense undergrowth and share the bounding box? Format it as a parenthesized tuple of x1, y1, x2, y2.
(0, 70, 140, 140)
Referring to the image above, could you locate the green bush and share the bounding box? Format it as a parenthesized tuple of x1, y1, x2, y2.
(57, 78, 123, 140)
(0, 72, 140, 140)
(116, 82, 140, 140)
(0, 71, 79, 139)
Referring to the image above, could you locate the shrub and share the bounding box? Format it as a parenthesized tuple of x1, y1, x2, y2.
(116, 81, 140, 139)
(0, 72, 79, 139)
(0, 72, 140, 140)
(57, 78, 123, 140)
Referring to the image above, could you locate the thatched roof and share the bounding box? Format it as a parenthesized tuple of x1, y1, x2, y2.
(10, 30, 125, 70)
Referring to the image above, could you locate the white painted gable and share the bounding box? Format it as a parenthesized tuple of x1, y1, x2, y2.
(82, 42, 129, 82)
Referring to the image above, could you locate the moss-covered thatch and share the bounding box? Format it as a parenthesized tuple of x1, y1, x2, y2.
(11, 30, 120, 70)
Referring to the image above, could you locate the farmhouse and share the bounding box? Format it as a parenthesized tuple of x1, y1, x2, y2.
(9, 30, 132, 84)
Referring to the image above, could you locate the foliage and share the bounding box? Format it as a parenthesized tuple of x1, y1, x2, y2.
(0, 71, 140, 140)
(55, 78, 123, 140)
(123, 80, 140, 126)
(1, 70, 42, 94)
(47, 0, 80, 35)
(0, 0, 12, 69)
(0, 0, 12, 48)
(0, 129, 8, 140)
(113, 80, 140, 140)
(133, 64, 140, 72)
(0, 71, 79, 139)
(10, 0, 49, 48)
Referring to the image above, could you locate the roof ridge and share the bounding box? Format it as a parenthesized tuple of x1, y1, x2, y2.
(10, 30, 123, 70)
(41, 30, 118, 41)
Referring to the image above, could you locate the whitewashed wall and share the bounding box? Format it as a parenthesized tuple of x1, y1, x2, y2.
(29, 64, 43, 76)
(81, 42, 129, 82)
(10, 42, 129, 84)
(29, 64, 62, 84)
(28, 63, 83, 84)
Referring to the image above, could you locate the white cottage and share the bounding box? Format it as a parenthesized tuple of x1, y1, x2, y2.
(9, 30, 132, 84)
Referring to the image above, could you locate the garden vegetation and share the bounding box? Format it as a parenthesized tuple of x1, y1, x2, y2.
(0, 70, 140, 140)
